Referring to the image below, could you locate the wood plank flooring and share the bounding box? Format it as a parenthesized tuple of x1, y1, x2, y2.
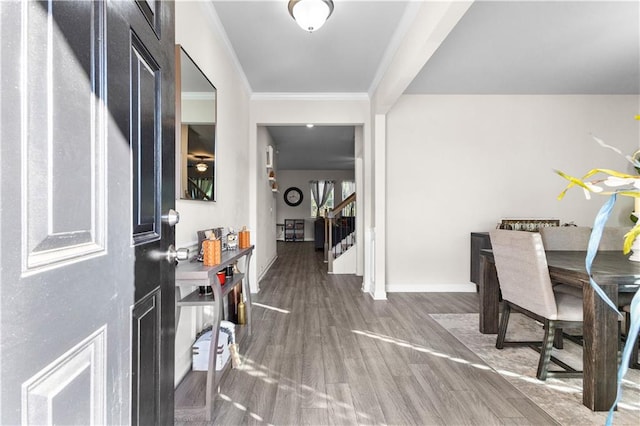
(176, 241, 558, 425)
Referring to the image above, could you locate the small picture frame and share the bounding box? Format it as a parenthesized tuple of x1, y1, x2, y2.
(266, 145, 274, 168)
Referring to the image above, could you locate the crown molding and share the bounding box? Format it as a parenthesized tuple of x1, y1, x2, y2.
(250, 92, 370, 102)
(201, 1, 253, 95)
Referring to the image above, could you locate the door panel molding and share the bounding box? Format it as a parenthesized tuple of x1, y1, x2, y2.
(136, 0, 161, 39)
(21, 326, 107, 426)
(131, 287, 161, 425)
(21, 0, 106, 272)
(130, 31, 161, 246)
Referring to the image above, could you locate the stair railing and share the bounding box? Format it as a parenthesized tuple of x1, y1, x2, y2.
(325, 192, 356, 272)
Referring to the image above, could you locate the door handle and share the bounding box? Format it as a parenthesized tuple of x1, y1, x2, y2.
(168, 245, 190, 262)
(162, 209, 180, 227)
(150, 245, 189, 263)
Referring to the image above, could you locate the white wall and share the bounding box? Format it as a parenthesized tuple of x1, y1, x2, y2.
(386, 94, 640, 292)
(256, 127, 278, 280)
(276, 170, 355, 241)
(175, 4, 251, 247)
(174, 1, 251, 383)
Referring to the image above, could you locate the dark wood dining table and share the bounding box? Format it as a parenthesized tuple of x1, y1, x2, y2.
(479, 249, 639, 411)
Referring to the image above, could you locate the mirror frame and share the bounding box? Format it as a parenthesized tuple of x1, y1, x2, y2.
(175, 45, 217, 202)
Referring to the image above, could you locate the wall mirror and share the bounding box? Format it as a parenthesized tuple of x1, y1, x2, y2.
(176, 45, 216, 201)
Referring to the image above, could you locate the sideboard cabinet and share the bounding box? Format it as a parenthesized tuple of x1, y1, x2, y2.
(470, 232, 491, 290)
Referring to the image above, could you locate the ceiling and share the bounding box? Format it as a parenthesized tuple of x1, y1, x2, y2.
(213, 0, 411, 93)
(266, 125, 355, 169)
(405, 0, 640, 94)
(211, 0, 640, 169)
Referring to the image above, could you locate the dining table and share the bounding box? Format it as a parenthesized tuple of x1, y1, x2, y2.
(478, 249, 639, 412)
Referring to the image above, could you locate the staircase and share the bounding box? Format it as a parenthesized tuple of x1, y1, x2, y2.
(325, 193, 356, 274)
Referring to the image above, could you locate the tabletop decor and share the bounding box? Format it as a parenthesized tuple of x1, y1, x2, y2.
(554, 115, 640, 425)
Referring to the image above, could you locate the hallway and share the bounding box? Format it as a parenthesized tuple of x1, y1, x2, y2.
(179, 241, 557, 425)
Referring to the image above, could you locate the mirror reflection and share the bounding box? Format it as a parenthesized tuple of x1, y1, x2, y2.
(178, 46, 216, 201)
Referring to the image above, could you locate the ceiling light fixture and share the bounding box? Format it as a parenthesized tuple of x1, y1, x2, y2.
(306, 123, 314, 128)
(195, 162, 208, 172)
(288, 0, 334, 33)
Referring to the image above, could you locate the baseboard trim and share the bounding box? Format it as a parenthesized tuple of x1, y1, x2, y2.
(370, 292, 388, 300)
(258, 254, 278, 285)
(386, 283, 476, 293)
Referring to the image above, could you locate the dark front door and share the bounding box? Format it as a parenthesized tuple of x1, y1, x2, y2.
(0, 1, 175, 425)
(107, 1, 176, 424)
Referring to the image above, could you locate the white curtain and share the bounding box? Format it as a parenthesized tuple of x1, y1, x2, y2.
(310, 180, 334, 215)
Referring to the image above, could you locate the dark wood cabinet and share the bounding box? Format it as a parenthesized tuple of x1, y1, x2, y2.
(470, 232, 492, 289)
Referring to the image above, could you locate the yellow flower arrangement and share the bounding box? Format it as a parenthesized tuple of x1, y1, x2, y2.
(555, 115, 640, 253)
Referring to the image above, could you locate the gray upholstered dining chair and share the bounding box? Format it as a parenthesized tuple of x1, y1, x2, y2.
(490, 230, 583, 380)
(539, 226, 591, 251)
(594, 228, 633, 313)
(539, 227, 589, 306)
(599, 227, 631, 251)
(551, 226, 635, 310)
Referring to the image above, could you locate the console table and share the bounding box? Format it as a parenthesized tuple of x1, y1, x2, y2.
(174, 245, 254, 421)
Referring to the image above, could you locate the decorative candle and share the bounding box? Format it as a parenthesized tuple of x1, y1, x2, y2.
(239, 226, 250, 249)
(202, 238, 221, 266)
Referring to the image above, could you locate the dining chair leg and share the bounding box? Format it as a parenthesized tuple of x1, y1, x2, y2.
(553, 327, 564, 349)
(537, 319, 556, 381)
(496, 303, 511, 349)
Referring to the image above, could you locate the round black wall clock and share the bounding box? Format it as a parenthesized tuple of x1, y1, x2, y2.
(284, 187, 303, 206)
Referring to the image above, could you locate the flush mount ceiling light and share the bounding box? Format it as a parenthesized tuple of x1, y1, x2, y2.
(193, 155, 211, 172)
(288, 0, 334, 33)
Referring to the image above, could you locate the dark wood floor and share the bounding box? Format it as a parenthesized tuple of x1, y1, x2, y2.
(178, 241, 558, 425)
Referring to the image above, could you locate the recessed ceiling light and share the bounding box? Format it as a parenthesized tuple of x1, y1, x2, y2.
(306, 124, 314, 128)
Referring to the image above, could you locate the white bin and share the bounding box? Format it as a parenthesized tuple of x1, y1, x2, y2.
(192, 329, 230, 371)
